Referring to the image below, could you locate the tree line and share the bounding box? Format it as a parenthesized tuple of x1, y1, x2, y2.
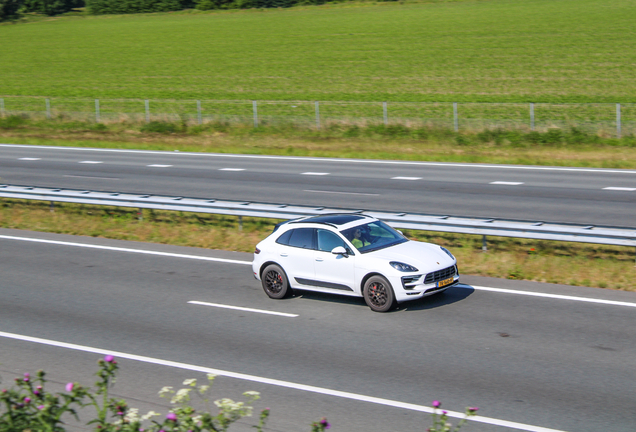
(1, 0, 389, 21)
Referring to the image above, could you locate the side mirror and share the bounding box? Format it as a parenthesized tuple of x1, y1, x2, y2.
(331, 246, 348, 256)
(397, 230, 403, 235)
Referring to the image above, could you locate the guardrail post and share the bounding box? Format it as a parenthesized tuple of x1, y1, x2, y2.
(530, 103, 535, 131)
(252, 101, 258, 128)
(95, 99, 100, 123)
(453, 102, 458, 132)
(137, 208, 143, 221)
(0, 98, 4, 117)
(145, 100, 150, 123)
(617, 103, 622, 139)
(315, 101, 320, 129)
(482, 235, 487, 251)
(238, 215, 243, 231)
(383, 102, 388, 126)
(46, 98, 51, 119)
(197, 100, 202, 125)
(50, 201, 54, 212)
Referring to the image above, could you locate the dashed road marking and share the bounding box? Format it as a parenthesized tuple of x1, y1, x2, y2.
(147, 164, 173, 168)
(18, 157, 41, 161)
(301, 172, 330, 176)
(391, 177, 421, 181)
(490, 181, 524, 185)
(603, 187, 636, 191)
(304, 190, 379, 196)
(188, 301, 298, 317)
(78, 161, 103, 164)
(219, 168, 245, 171)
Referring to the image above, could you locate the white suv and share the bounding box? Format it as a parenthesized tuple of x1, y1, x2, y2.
(252, 214, 459, 312)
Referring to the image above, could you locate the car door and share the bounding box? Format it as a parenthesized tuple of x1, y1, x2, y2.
(276, 227, 316, 287)
(313, 229, 356, 292)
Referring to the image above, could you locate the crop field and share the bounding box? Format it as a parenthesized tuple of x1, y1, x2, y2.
(1, 0, 635, 104)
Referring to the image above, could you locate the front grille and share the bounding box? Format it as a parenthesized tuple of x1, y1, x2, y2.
(424, 265, 457, 284)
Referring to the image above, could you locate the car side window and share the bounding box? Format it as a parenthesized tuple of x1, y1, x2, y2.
(316, 229, 349, 253)
(275, 230, 293, 245)
(286, 228, 315, 249)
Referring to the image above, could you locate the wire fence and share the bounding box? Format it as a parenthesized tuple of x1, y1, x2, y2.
(0, 96, 633, 137)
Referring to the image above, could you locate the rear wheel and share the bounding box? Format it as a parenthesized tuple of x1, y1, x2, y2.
(363, 275, 396, 312)
(261, 264, 291, 299)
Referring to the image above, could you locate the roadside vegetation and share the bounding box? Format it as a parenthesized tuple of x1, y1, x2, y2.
(1, 199, 634, 291)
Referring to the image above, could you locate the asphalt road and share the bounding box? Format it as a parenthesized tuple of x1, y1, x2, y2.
(1, 228, 635, 432)
(1, 144, 635, 227)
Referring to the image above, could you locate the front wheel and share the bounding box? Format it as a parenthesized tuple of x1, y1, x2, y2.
(261, 264, 291, 299)
(363, 275, 396, 312)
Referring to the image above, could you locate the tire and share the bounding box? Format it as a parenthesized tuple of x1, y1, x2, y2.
(261, 264, 291, 299)
(363, 275, 396, 312)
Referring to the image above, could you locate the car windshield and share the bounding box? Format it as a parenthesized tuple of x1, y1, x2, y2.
(341, 220, 407, 253)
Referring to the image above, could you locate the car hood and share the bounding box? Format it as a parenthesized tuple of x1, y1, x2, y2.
(364, 240, 455, 273)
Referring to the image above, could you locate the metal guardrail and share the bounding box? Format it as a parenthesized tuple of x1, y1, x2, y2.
(1, 184, 636, 248)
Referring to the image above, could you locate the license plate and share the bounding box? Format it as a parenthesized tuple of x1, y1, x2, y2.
(437, 277, 454, 288)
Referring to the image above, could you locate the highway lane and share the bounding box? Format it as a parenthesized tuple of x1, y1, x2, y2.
(1, 229, 636, 432)
(1, 144, 635, 227)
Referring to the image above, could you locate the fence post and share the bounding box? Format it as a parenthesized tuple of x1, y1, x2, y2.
(315, 101, 320, 129)
(617, 103, 622, 139)
(482, 235, 487, 251)
(95, 99, 100, 123)
(145, 100, 150, 123)
(530, 103, 535, 131)
(197, 100, 202, 125)
(383, 102, 388, 126)
(0, 98, 4, 117)
(453, 102, 458, 132)
(46, 98, 51, 119)
(238, 215, 243, 231)
(252, 100, 258, 128)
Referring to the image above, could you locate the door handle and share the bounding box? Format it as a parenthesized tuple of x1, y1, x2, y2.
(280, 253, 288, 257)
(315, 258, 324, 262)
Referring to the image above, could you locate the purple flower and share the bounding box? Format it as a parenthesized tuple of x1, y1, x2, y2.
(24, 397, 31, 404)
(468, 407, 479, 413)
(24, 373, 30, 379)
(320, 418, 330, 429)
(66, 383, 74, 392)
(432, 400, 441, 408)
(36, 386, 42, 390)
(117, 411, 124, 416)
(442, 410, 447, 415)
(33, 390, 40, 396)
(38, 405, 45, 410)
(1, 389, 7, 393)
(104, 355, 115, 363)
(166, 413, 177, 421)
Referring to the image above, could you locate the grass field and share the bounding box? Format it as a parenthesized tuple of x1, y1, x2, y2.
(1, 0, 635, 103)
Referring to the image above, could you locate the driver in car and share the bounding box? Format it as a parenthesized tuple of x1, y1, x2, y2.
(351, 227, 370, 249)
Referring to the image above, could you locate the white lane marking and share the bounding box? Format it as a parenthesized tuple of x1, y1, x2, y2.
(490, 181, 524, 186)
(301, 172, 330, 176)
(18, 157, 41, 161)
(391, 176, 421, 181)
(219, 168, 245, 171)
(3, 234, 634, 310)
(0, 331, 564, 432)
(4, 143, 635, 174)
(188, 301, 298, 317)
(304, 190, 380, 196)
(79, 161, 103, 164)
(0, 235, 252, 266)
(603, 187, 636, 191)
(63, 175, 120, 180)
(147, 164, 173, 168)
(463, 285, 636, 308)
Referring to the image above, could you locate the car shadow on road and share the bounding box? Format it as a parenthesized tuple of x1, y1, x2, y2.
(397, 285, 475, 312)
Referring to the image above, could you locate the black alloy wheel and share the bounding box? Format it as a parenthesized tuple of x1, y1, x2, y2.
(261, 264, 291, 299)
(363, 275, 396, 312)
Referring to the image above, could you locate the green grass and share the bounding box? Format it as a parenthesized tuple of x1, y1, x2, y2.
(1, 0, 635, 103)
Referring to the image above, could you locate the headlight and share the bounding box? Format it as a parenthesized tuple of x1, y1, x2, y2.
(390, 261, 419, 272)
(440, 247, 455, 260)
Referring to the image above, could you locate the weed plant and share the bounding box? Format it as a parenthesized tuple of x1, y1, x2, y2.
(1, 199, 634, 291)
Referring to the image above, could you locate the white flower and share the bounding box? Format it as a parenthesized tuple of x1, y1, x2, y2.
(171, 388, 192, 404)
(243, 391, 260, 401)
(198, 385, 210, 394)
(141, 410, 161, 421)
(183, 378, 197, 387)
(124, 408, 140, 422)
(158, 386, 173, 397)
(206, 373, 216, 382)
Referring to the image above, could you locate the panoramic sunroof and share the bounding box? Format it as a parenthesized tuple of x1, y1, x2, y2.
(303, 214, 367, 225)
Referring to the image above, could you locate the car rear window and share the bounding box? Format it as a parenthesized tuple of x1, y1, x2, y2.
(279, 228, 315, 249)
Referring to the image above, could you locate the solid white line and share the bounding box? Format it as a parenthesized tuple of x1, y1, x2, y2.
(18, 157, 41, 161)
(304, 190, 379, 196)
(3, 143, 634, 174)
(301, 172, 330, 176)
(79, 161, 103, 164)
(3, 233, 634, 309)
(0, 235, 252, 266)
(603, 187, 636, 191)
(490, 181, 524, 185)
(463, 285, 636, 308)
(0, 331, 563, 432)
(219, 168, 245, 171)
(63, 175, 120, 180)
(391, 176, 421, 180)
(188, 301, 298, 317)
(147, 164, 173, 168)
